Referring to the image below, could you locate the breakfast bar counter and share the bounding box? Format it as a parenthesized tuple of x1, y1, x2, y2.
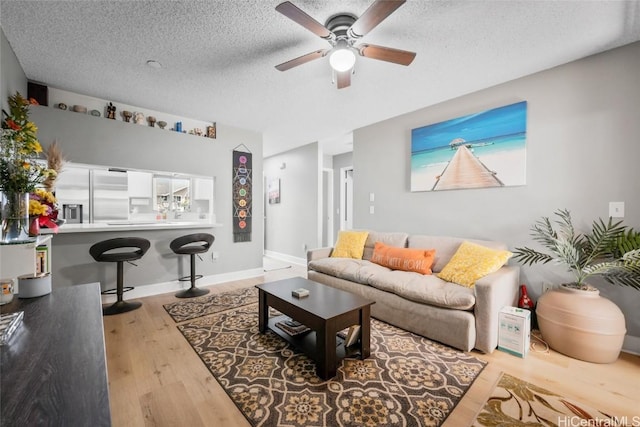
(43, 221, 222, 234)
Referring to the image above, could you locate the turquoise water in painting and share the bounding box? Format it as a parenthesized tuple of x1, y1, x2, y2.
(411, 133, 526, 170)
(410, 101, 527, 191)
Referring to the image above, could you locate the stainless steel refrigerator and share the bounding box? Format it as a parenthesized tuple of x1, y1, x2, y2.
(92, 169, 129, 223)
(55, 166, 90, 224)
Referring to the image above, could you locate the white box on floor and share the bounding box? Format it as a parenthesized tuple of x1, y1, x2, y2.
(498, 306, 530, 358)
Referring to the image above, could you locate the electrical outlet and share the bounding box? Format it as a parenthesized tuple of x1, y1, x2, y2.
(542, 282, 554, 293)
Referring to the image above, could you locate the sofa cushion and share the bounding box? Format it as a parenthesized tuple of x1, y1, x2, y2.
(408, 235, 508, 273)
(368, 270, 476, 310)
(362, 231, 409, 261)
(370, 241, 435, 275)
(331, 230, 369, 259)
(308, 257, 391, 283)
(437, 241, 513, 287)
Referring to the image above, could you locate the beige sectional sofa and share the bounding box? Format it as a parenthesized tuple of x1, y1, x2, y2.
(307, 231, 520, 353)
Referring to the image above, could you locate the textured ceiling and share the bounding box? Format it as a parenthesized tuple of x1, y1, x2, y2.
(2, 1, 639, 157)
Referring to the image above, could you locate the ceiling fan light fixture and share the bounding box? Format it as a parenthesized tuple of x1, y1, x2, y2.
(329, 48, 356, 72)
(146, 60, 162, 69)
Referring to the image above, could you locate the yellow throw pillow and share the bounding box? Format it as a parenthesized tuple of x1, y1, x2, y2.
(331, 231, 369, 259)
(437, 241, 512, 287)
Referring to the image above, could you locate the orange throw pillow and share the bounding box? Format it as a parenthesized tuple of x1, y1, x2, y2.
(370, 242, 436, 275)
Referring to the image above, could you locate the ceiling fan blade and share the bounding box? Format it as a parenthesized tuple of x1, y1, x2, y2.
(348, 0, 406, 38)
(358, 43, 416, 66)
(275, 49, 327, 71)
(276, 1, 332, 39)
(336, 70, 351, 89)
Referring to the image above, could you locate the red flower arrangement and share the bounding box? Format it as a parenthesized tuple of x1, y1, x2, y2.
(29, 188, 59, 234)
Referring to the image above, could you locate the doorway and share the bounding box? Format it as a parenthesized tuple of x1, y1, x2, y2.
(340, 166, 354, 231)
(322, 168, 334, 246)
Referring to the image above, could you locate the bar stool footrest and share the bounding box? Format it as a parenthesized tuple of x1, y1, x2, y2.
(178, 275, 203, 282)
(101, 286, 134, 295)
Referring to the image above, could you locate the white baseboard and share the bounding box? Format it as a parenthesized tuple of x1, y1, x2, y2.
(622, 334, 640, 355)
(264, 250, 306, 267)
(101, 267, 264, 304)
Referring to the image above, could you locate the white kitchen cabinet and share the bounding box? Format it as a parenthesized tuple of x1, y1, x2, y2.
(193, 177, 213, 200)
(128, 171, 153, 198)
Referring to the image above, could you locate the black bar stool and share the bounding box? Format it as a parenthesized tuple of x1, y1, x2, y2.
(170, 233, 214, 298)
(90, 237, 150, 315)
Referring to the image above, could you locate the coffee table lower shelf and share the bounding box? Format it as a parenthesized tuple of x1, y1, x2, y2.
(267, 314, 362, 363)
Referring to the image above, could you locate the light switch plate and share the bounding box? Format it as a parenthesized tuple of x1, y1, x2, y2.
(609, 202, 624, 218)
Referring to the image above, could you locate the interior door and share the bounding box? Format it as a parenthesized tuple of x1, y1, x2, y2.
(322, 169, 333, 246)
(340, 167, 354, 230)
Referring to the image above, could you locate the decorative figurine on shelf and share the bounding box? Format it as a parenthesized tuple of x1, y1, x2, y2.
(157, 120, 167, 129)
(207, 123, 216, 139)
(106, 102, 116, 119)
(122, 110, 132, 122)
(147, 116, 156, 127)
(133, 112, 145, 125)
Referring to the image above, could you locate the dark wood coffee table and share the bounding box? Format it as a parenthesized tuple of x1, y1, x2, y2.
(256, 277, 375, 380)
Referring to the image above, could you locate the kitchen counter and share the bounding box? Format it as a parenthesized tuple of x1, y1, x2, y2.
(41, 221, 222, 234)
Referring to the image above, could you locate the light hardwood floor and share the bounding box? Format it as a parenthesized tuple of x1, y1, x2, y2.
(103, 261, 640, 426)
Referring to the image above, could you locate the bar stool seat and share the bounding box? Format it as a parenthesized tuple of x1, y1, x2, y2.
(170, 233, 214, 298)
(90, 237, 150, 315)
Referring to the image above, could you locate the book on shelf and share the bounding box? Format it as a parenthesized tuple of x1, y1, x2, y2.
(36, 245, 48, 274)
(275, 318, 310, 336)
(344, 325, 361, 347)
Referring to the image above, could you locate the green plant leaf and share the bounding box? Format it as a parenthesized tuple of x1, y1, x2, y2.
(513, 209, 640, 291)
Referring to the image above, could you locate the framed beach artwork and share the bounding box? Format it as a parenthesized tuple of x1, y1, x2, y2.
(268, 178, 281, 204)
(410, 101, 527, 192)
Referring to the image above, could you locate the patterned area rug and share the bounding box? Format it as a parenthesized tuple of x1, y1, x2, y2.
(178, 304, 487, 427)
(473, 373, 615, 426)
(163, 286, 258, 322)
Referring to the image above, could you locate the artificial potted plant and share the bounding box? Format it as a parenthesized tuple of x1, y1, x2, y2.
(513, 209, 640, 363)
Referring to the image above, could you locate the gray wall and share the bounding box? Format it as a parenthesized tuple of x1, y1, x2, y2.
(264, 142, 319, 259)
(1, 27, 27, 111)
(353, 42, 640, 342)
(29, 101, 263, 288)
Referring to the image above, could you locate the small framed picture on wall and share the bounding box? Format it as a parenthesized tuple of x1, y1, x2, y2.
(268, 178, 280, 204)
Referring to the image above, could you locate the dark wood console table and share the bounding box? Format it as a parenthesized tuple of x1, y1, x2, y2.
(0, 282, 111, 426)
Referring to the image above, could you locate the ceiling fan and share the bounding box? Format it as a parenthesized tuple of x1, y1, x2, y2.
(275, 0, 416, 89)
